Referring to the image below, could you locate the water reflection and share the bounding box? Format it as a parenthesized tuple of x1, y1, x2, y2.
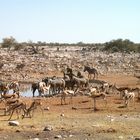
(7, 83, 51, 97)
(20, 83, 50, 97)
(20, 83, 35, 97)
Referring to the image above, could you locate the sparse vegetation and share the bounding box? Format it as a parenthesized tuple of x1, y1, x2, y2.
(1, 36, 17, 49)
(103, 39, 140, 53)
(1, 37, 139, 53)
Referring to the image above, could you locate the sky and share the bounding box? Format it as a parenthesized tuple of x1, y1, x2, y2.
(0, 0, 140, 43)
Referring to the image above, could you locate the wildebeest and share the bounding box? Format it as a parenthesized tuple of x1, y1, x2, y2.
(84, 66, 98, 79)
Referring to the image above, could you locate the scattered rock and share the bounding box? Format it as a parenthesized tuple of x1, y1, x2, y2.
(45, 107, 50, 110)
(63, 135, 67, 138)
(8, 121, 19, 126)
(43, 125, 53, 131)
(54, 135, 62, 139)
(135, 138, 140, 140)
(15, 130, 20, 133)
(36, 133, 39, 136)
(30, 138, 40, 140)
(60, 113, 64, 117)
(30, 125, 36, 128)
(107, 128, 116, 133)
(118, 136, 124, 139)
(72, 107, 77, 110)
(0, 128, 4, 131)
(124, 115, 128, 118)
(69, 134, 73, 138)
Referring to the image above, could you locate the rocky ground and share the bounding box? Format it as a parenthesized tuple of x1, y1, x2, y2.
(0, 46, 140, 140)
(0, 46, 140, 83)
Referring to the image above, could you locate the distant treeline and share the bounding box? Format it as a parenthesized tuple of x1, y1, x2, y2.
(0, 37, 140, 53)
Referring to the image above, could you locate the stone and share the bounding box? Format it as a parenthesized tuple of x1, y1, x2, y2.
(43, 125, 53, 131)
(54, 135, 62, 139)
(135, 138, 140, 140)
(60, 113, 64, 117)
(8, 121, 19, 126)
(69, 134, 73, 138)
(118, 136, 124, 139)
(45, 107, 50, 110)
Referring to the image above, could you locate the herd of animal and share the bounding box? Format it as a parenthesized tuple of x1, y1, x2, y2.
(0, 66, 140, 120)
(0, 81, 42, 120)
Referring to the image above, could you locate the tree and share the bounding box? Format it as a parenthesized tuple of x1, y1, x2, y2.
(1, 36, 17, 49)
(103, 39, 137, 53)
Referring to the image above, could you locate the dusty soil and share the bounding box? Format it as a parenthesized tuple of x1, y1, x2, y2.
(0, 74, 140, 140)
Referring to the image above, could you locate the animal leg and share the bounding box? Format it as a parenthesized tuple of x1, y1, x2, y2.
(61, 96, 63, 105)
(16, 109, 20, 119)
(8, 109, 15, 120)
(33, 88, 36, 97)
(104, 97, 107, 107)
(64, 96, 66, 104)
(124, 99, 128, 107)
(93, 98, 97, 111)
(93, 73, 96, 79)
(70, 95, 73, 104)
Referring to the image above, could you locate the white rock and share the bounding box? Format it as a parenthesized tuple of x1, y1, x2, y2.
(54, 135, 62, 139)
(31, 138, 40, 140)
(60, 113, 64, 117)
(46, 107, 50, 110)
(43, 125, 53, 131)
(69, 134, 73, 138)
(8, 121, 19, 126)
(118, 136, 124, 139)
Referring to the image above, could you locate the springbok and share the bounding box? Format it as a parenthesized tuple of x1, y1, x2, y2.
(85, 87, 107, 111)
(38, 82, 50, 97)
(123, 89, 135, 107)
(60, 90, 76, 105)
(22, 99, 43, 119)
(6, 99, 26, 120)
(31, 82, 50, 97)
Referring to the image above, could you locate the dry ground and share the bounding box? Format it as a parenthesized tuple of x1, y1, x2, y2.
(0, 74, 140, 140)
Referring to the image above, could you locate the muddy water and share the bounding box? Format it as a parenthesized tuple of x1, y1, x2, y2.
(7, 83, 34, 97)
(7, 83, 52, 97)
(20, 83, 38, 97)
(19, 83, 50, 97)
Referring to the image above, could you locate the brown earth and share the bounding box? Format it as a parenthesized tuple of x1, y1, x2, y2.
(0, 74, 140, 140)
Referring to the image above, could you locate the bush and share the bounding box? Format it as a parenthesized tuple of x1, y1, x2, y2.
(103, 39, 139, 53)
(1, 36, 17, 49)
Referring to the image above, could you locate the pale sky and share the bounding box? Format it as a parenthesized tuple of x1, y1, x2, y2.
(0, 0, 140, 43)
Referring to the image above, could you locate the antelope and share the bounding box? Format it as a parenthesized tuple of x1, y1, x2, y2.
(0, 92, 19, 101)
(123, 89, 135, 107)
(85, 87, 107, 111)
(60, 90, 76, 105)
(6, 99, 26, 120)
(3, 98, 20, 116)
(22, 99, 43, 119)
